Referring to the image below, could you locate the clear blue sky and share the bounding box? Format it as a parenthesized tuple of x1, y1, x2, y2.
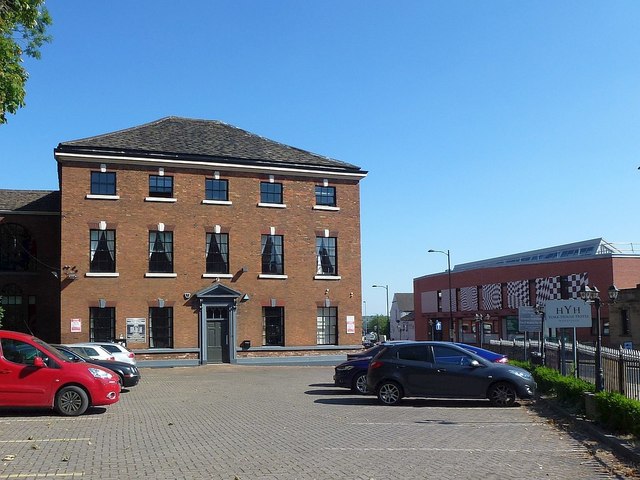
(2, 1, 640, 316)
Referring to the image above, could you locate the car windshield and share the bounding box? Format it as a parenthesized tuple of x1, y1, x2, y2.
(32, 337, 70, 363)
(54, 346, 89, 362)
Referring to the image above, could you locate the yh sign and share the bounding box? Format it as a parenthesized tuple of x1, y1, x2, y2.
(544, 299, 592, 328)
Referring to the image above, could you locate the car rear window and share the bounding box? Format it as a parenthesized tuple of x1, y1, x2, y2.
(100, 345, 119, 353)
(397, 345, 429, 362)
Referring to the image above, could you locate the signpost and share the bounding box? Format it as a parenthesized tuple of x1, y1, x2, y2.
(518, 306, 542, 332)
(518, 306, 542, 362)
(544, 299, 591, 376)
(544, 299, 591, 328)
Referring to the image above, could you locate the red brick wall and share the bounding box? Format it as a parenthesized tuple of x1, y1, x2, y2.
(58, 162, 363, 350)
(413, 256, 640, 343)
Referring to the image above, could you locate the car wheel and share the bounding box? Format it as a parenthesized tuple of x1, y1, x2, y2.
(55, 386, 89, 416)
(377, 381, 402, 405)
(488, 382, 516, 407)
(351, 373, 368, 395)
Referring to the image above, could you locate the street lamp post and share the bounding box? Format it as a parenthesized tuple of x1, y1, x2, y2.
(579, 284, 619, 392)
(362, 301, 367, 336)
(428, 249, 454, 341)
(534, 303, 546, 366)
(372, 284, 389, 340)
(474, 313, 489, 348)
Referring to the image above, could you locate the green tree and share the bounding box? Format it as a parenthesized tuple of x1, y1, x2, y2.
(0, 0, 52, 124)
(370, 314, 389, 339)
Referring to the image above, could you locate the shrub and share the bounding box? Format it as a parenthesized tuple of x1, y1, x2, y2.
(594, 391, 640, 438)
(508, 360, 639, 439)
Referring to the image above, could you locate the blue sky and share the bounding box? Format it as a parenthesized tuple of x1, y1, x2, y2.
(2, 1, 640, 316)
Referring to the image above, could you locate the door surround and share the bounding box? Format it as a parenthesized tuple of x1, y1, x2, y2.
(194, 283, 243, 364)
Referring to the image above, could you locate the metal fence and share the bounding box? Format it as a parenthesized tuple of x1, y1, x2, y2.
(489, 339, 640, 401)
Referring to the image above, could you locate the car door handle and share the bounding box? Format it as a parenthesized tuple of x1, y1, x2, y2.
(0, 369, 11, 374)
(437, 368, 447, 373)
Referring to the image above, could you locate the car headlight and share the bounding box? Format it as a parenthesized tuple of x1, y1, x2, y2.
(507, 369, 532, 379)
(336, 365, 354, 371)
(89, 368, 114, 379)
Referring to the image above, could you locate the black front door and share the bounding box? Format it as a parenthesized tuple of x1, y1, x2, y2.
(205, 306, 229, 363)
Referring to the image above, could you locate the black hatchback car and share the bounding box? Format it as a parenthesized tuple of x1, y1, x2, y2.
(366, 341, 536, 407)
(52, 344, 141, 389)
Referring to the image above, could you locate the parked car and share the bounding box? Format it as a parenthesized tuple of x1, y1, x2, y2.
(64, 344, 116, 361)
(334, 358, 371, 394)
(367, 341, 536, 407)
(0, 330, 120, 416)
(84, 342, 136, 365)
(454, 343, 508, 363)
(52, 345, 141, 389)
(346, 341, 409, 361)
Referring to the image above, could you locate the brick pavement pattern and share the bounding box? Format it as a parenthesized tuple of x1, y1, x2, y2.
(0, 365, 626, 479)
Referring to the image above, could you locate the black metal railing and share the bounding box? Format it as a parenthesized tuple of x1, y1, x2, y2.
(489, 339, 640, 401)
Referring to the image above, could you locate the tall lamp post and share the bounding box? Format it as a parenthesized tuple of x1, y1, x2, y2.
(534, 303, 546, 366)
(428, 249, 454, 341)
(579, 284, 619, 392)
(372, 284, 389, 339)
(362, 301, 367, 336)
(474, 313, 490, 348)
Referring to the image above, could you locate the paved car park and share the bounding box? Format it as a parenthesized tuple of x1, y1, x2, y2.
(0, 364, 634, 479)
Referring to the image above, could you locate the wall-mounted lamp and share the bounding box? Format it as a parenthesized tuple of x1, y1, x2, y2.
(241, 293, 250, 302)
(158, 298, 165, 308)
(98, 298, 106, 309)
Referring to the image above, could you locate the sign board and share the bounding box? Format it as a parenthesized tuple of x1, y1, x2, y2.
(126, 318, 146, 343)
(623, 341, 633, 350)
(518, 306, 542, 332)
(70, 318, 82, 333)
(346, 315, 355, 334)
(544, 300, 592, 328)
(435, 320, 442, 331)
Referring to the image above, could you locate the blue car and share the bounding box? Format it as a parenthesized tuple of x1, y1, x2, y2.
(454, 343, 508, 364)
(334, 357, 371, 394)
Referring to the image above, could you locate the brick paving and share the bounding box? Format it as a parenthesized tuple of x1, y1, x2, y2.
(0, 365, 634, 479)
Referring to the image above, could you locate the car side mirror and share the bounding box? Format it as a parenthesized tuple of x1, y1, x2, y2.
(470, 360, 481, 368)
(33, 357, 46, 368)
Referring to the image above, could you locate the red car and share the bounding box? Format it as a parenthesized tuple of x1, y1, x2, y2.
(0, 330, 120, 416)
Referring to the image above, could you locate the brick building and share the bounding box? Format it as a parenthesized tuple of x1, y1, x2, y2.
(0, 190, 60, 341)
(51, 117, 367, 365)
(414, 239, 640, 347)
(608, 285, 640, 350)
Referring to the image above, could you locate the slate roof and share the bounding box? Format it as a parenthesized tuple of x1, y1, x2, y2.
(393, 293, 414, 312)
(55, 117, 365, 174)
(0, 190, 60, 213)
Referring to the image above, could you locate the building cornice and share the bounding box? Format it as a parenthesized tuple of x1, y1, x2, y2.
(54, 151, 368, 181)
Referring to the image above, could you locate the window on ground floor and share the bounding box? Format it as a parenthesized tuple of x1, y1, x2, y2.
(0, 284, 27, 333)
(90, 307, 115, 342)
(149, 307, 173, 348)
(316, 307, 337, 345)
(263, 307, 284, 346)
